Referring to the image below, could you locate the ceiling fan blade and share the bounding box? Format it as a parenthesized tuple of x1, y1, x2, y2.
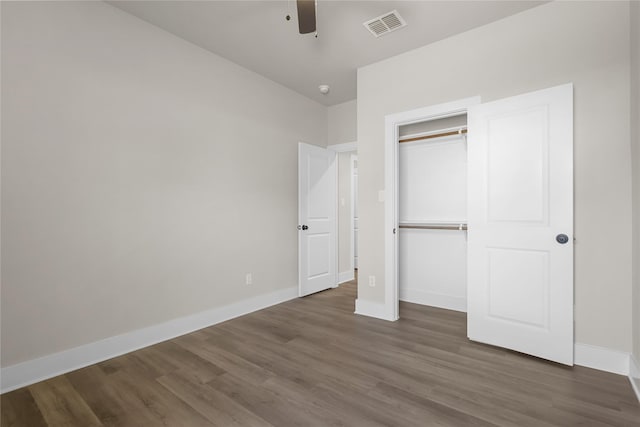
(296, 0, 316, 34)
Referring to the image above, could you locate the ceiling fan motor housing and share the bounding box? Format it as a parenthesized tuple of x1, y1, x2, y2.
(296, 0, 316, 34)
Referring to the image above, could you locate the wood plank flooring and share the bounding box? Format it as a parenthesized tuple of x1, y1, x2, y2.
(2, 278, 639, 426)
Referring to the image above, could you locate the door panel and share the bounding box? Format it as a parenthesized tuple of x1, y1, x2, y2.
(487, 248, 549, 328)
(307, 233, 331, 278)
(487, 107, 549, 224)
(467, 84, 573, 365)
(308, 155, 331, 218)
(299, 143, 337, 296)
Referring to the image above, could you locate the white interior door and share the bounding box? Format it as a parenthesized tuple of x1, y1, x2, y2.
(467, 84, 574, 365)
(298, 142, 337, 297)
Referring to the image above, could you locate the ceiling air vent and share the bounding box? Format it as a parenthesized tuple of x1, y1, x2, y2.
(363, 10, 407, 38)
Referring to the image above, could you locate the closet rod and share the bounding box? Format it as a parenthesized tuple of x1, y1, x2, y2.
(399, 128, 467, 143)
(399, 224, 467, 231)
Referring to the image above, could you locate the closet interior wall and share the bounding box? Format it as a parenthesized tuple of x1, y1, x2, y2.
(398, 114, 468, 312)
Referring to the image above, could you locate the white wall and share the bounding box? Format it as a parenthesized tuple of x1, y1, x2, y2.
(328, 99, 357, 145)
(357, 1, 633, 352)
(631, 1, 640, 365)
(1, 1, 327, 367)
(399, 136, 467, 224)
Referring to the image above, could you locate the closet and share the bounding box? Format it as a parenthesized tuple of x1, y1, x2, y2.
(387, 84, 574, 365)
(398, 114, 468, 312)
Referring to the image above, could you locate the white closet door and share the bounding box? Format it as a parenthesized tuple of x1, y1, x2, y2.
(467, 84, 573, 365)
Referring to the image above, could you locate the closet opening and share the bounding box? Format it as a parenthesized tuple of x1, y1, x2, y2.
(398, 114, 468, 314)
(383, 96, 481, 321)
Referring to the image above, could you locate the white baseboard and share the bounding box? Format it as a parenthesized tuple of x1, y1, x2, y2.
(400, 288, 466, 313)
(630, 354, 640, 403)
(1, 286, 298, 394)
(354, 298, 397, 321)
(574, 343, 629, 375)
(338, 270, 355, 284)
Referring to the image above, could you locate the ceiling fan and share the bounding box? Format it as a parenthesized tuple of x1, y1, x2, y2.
(296, 0, 316, 35)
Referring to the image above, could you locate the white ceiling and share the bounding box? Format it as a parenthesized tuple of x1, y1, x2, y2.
(109, 1, 545, 106)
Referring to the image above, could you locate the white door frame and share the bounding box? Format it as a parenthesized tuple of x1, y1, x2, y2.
(327, 142, 357, 284)
(383, 97, 481, 321)
(350, 153, 357, 272)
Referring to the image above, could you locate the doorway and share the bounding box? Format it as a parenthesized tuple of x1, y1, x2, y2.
(398, 114, 468, 313)
(332, 144, 358, 285)
(298, 141, 358, 299)
(384, 97, 480, 321)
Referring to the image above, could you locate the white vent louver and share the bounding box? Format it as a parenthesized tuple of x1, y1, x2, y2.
(364, 10, 407, 38)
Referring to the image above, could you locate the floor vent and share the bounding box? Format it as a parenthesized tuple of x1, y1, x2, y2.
(363, 10, 407, 38)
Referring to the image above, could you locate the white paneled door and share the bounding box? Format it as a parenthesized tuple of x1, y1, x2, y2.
(467, 84, 574, 365)
(298, 143, 337, 297)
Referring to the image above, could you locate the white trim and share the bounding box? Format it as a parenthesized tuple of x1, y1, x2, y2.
(629, 354, 640, 403)
(338, 270, 355, 284)
(0, 286, 297, 394)
(350, 153, 357, 276)
(384, 97, 481, 322)
(327, 141, 357, 153)
(354, 298, 396, 321)
(399, 289, 466, 313)
(574, 343, 629, 375)
(297, 141, 305, 295)
(333, 149, 339, 288)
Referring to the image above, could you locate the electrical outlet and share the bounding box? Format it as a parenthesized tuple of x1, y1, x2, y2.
(368, 275, 376, 287)
(246, 273, 252, 285)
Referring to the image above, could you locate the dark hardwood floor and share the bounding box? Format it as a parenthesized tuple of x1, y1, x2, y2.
(2, 278, 639, 426)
